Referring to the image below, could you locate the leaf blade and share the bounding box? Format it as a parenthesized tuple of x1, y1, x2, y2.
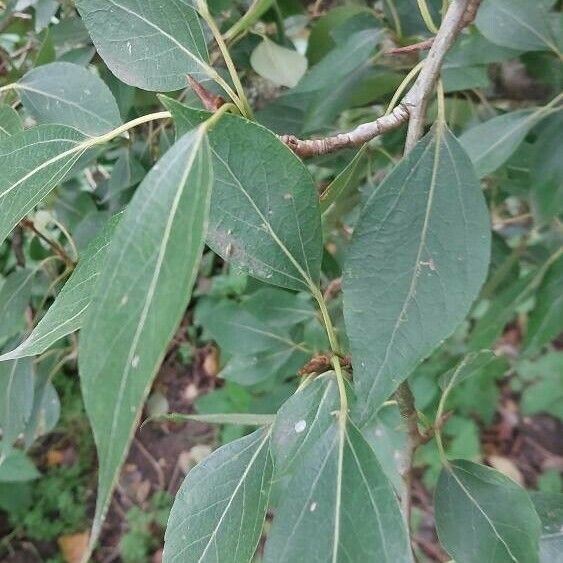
(79, 128, 212, 551)
(76, 0, 209, 91)
(163, 429, 272, 563)
(343, 126, 491, 421)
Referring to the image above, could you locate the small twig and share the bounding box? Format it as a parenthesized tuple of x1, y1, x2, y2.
(387, 38, 435, 55)
(133, 438, 165, 490)
(11, 226, 25, 267)
(323, 277, 342, 301)
(280, 0, 476, 158)
(20, 218, 76, 267)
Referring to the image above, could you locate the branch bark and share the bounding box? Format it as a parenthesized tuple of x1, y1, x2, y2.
(281, 0, 476, 158)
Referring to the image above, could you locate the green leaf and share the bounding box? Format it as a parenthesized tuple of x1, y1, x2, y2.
(0, 124, 89, 247)
(18, 62, 122, 136)
(162, 102, 323, 291)
(270, 372, 340, 477)
(476, 0, 560, 55)
(468, 272, 536, 351)
(439, 351, 500, 392)
(207, 115, 323, 291)
(163, 428, 272, 563)
(531, 492, 563, 563)
(243, 288, 316, 326)
(264, 419, 412, 562)
(435, 459, 541, 563)
(460, 109, 542, 178)
(524, 253, 563, 353)
(518, 353, 563, 419)
(0, 358, 34, 453)
(76, 0, 209, 91)
(196, 299, 303, 356)
(0, 216, 119, 362)
(343, 126, 490, 421)
(79, 128, 212, 549)
(0, 448, 40, 482)
(320, 144, 368, 213)
(0, 269, 35, 342)
(151, 412, 275, 426)
(250, 38, 307, 88)
(0, 104, 22, 139)
(219, 346, 307, 386)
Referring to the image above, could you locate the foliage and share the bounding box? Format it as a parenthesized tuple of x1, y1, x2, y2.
(0, 0, 561, 562)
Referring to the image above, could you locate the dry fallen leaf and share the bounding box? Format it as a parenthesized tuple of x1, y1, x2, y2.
(202, 346, 220, 377)
(58, 531, 89, 563)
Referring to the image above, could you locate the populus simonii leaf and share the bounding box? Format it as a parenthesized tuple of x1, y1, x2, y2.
(343, 125, 490, 421)
(76, 0, 209, 91)
(17, 62, 122, 135)
(265, 409, 412, 562)
(162, 98, 324, 292)
(435, 459, 541, 563)
(0, 216, 119, 362)
(163, 428, 272, 563)
(0, 125, 89, 246)
(79, 127, 212, 550)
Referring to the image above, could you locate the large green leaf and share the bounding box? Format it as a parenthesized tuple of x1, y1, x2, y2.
(0, 269, 35, 342)
(0, 124, 89, 246)
(79, 128, 212, 550)
(270, 372, 340, 477)
(0, 358, 34, 453)
(524, 254, 563, 354)
(264, 419, 412, 562)
(476, 0, 560, 55)
(435, 459, 541, 563)
(460, 109, 540, 178)
(0, 104, 22, 140)
(164, 100, 323, 292)
(343, 126, 490, 421)
(0, 217, 118, 362)
(18, 62, 122, 136)
(76, 0, 209, 91)
(209, 116, 322, 291)
(163, 428, 272, 563)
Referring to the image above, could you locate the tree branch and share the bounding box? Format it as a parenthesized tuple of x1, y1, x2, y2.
(281, 0, 476, 158)
(403, 0, 472, 150)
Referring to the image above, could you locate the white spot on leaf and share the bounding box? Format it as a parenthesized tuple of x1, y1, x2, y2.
(309, 502, 317, 512)
(294, 420, 306, 433)
(131, 355, 139, 368)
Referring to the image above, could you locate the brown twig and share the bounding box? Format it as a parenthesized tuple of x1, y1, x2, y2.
(11, 226, 25, 267)
(280, 0, 477, 158)
(387, 39, 435, 55)
(20, 218, 75, 267)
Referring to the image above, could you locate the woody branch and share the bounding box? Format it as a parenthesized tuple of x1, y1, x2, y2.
(280, 0, 477, 158)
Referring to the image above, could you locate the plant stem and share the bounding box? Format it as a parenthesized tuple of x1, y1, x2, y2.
(198, 0, 253, 119)
(331, 355, 349, 418)
(312, 286, 340, 355)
